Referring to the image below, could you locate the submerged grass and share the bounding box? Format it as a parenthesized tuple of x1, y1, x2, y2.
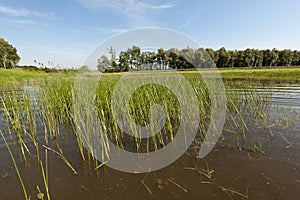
(0, 69, 298, 198)
(0, 71, 290, 159)
(0, 129, 28, 200)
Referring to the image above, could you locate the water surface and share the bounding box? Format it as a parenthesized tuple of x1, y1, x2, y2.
(0, 82, 299, 199)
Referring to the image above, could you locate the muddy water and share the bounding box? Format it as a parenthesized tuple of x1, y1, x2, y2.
(0, 83, 299, 200)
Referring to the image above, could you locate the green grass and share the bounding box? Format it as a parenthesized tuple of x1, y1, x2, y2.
(182, 66, 300, 81)
(219, 67, 300, 80)
(0, 68, 76, 86)
(1, 66, 300, 86)
(0, 68, 48, 85)
(90, 67, 300, 87)
(0, 66, 298, 198)
(0, 67, 294, 155)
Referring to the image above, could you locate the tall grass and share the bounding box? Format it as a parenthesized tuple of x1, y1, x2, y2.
(0, 72, 282, 158)
(0, 70, 297, 198)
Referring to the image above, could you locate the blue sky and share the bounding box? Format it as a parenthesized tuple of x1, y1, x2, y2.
(1, 0, 300, 68)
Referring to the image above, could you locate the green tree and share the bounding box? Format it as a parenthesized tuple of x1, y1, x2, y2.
(118, 50, 130, 71)
(97, 55, 111, 72)
(264, 48, 279, 66)
(166, 48, 181, 69)
(228, 50, 237, 68)
(206, 48, 218, 64)
(253, 49, 263, 67)
(98, 46, 300, 73)
(0, 38, 20, 68)
(179, 47, 195, 69)
(244, 48, 255, 67)
(78, 65, 91, 73)
(108, 47, 119, 71)
(157, 48, 167, 70)
(216, 47, 229, 68)
(194, 48, 204, 68)
(279, 49, 293, 66)
(128, 46, 141, 70)
(292, 50, 300, 65)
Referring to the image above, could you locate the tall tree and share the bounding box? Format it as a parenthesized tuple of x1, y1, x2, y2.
(98, 46, 300, 73)
(97, 55, 111, 72)
(216, 47, 229, 68)
(179, 47, 194, 69)
(279, 49, 293, 66)
(108, 47, 118, 71)
(244, 48, 255, 67)
(118, 50, 130, 71)
(206, 48, 218, 64)
(292, 50, 300, 65)
(129, 46, 141, 69)
(0, 38, 20, 68)
(228, 50, 237, 68)
(253, 49, 263, 67)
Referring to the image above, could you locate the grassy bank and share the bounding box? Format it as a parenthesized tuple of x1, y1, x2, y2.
(101, 66, 300, 82)
(216, 66, 300, 80)
(1, 67, 300, 86)
(0, 68, 48, 85)
(0, 67, 75, 86)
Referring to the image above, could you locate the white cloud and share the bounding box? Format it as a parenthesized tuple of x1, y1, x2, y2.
(0, 6, 29, 16)
(0, 18, 46, 26)
(0, 6, 54, 17)
(78, 0, 175, 13)
(150, 3, 174, 10)
(90, 27, 128, 33)
(78, 0, 175, 26)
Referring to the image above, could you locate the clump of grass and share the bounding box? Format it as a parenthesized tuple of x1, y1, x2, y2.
(38, 77, 74, 140)
(1, 89, 34, 163)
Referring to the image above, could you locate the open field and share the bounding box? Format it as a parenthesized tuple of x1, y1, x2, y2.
(0, 68, 75, 86)
(1, 66, 300, 86)
(116, 67, 300, 81)
(215, 67, 300, 80)
(0, 68, 49, 85)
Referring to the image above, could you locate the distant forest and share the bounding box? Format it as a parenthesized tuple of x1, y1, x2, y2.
(97, 46, 300, 72)
(1, 36, 300, 71)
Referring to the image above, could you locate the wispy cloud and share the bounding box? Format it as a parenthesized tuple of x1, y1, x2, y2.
(0, 6, 29, 16)
(78, 0, 175, 13)
(78, 0, 175, 26)
(0, 18, 46, 26)
(0, 6, 54, 17)
(90, 27, 128, 33)
(150, 3, 174, 10)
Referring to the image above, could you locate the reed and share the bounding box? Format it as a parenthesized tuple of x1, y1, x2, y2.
(0, 129, 29, 200)
(0, 70, 297, 198)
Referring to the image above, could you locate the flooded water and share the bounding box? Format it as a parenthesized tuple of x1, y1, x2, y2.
(0, 81, 299, 200)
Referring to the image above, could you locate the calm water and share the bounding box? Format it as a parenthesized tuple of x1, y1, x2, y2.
(0, 82, 299, 200)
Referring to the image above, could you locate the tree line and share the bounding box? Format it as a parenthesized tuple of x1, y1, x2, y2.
(1, 36, 300, 71)
(98, 46, 300, 72)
